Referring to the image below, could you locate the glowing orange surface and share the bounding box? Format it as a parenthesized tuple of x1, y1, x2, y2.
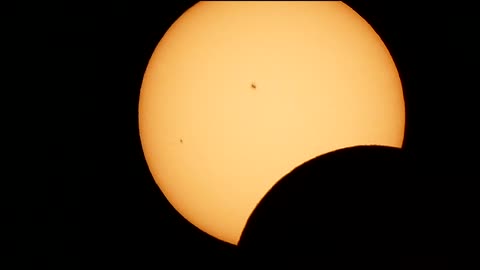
(139, 1, 405, 245)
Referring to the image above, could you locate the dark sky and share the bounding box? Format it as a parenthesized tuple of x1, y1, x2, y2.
(13, 0, 471, 268)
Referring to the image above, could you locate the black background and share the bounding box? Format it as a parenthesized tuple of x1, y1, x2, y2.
(10, 0, 473, 268)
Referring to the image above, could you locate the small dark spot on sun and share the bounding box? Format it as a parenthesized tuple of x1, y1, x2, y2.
(180, 139, 183, 143)
(251, 82, 256, 89)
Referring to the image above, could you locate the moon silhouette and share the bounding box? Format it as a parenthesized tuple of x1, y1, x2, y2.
(138, 1, 405, 244)
(238, 146, 445, 266)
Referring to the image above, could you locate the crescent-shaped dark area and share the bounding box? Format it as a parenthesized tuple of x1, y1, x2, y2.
(238, 145, 449, 268)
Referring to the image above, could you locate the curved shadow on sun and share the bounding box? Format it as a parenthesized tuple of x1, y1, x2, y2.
(238, 145, 448, 266)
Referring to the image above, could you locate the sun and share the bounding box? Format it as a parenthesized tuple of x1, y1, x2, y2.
(138, 1, 405, 245)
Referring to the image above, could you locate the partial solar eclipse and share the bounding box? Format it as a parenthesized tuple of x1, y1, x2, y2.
(138, 1, 405, 245)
